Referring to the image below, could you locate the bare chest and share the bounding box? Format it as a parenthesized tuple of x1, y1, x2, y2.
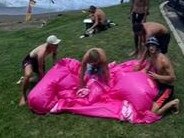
(134, 0, 146, 7)
(151, 60, 165, 74)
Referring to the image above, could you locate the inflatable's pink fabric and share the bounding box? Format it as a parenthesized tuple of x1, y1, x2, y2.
(28, 58, 161, 124)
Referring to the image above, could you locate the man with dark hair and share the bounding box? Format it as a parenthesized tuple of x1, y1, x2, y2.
(130, 0, 149, 56)
(89, 5, 97, 13)
(80, 5, 117, 38)
(133, 22, 170, 59)
(86, 5, 108, 33)
(142, 37, 179, 115)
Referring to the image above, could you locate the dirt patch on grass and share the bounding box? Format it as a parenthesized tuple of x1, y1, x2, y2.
(0, 12, 62, 31)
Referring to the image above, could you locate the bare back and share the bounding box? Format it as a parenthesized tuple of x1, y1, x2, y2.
(132, 0, 149, 13)
(29, 43, 47, 58)
(94, 9, 107, 24)
(29, 43, 54, 59)
(144, 22, 168, 38)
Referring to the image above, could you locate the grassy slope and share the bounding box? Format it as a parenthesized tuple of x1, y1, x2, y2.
(0, 1, 183, 137)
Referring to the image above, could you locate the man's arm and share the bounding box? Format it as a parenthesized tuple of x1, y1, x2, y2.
(79, 52, 89, 88)
(88, 13, 99, 30)
(37, 54, 45, 79)
(134, 49, 148, 71)
(130, 0, 134, 14)
(79, 63, 86, 88)
(148, 58, 176, 83)
(142, 0, 149, 22)
(145, 0, 149, 15)
(52, 51, 57, 65)
(141, 33, 147, 47)
(98, 48, 109, 84)
(102, 63, 109, 85)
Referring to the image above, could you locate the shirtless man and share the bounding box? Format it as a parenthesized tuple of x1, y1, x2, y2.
(86, 5, 108, 33)
(130, 0, 149, 23)
(79, 48, 109, 88)
(144, 37, 179, 115)
(130, 0, 149, 56)
(19, 35, 61, 106)
(133, 22, 170, 59)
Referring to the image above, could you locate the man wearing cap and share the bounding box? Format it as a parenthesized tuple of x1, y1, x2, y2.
(132, 22, 170, 58)
(142, 37, 179, 115)
(19, 35, 61, 106)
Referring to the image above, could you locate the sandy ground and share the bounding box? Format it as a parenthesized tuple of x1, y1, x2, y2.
(0, 12, 62, 31)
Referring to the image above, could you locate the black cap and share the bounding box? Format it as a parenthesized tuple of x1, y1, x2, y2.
(146, 37, 160, 48)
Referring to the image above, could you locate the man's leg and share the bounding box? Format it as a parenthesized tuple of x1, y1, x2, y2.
(25, 13, 32, 22)
(152, 99, 179, 115)
(129, 34, 139, 56)
(129, 13, 140, 56)
(19, 65, 33, 106)
(151, 88, 173, 114)
(151, 102, 160, 113)
(134, 34, 139, 54)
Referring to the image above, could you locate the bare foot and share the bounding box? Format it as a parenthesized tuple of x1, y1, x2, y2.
(172, 99, 180, 114)
(16, 76, 24, 85)
(19, 96, 26, 106)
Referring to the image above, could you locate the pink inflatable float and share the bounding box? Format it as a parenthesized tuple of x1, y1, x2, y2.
(28, 58, 161, 124)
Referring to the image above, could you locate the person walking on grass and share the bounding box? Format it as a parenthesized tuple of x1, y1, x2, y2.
(19, 35, 61, 106)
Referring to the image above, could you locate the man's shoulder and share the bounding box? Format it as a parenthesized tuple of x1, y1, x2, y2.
(144, 22, 157, 26)
(37, 43, 47, 48)
(96, 9, 104, 14)
(38, 43, 47, 53)
(159, 53, 170, 65)
(143, 22, 151, 27)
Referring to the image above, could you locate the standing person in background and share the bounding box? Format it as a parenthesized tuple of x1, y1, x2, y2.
(129, 0, 149, 56)
(19, 35, 61, 106)
(25, 0, 36, 22)
(80, 5, 116, 38)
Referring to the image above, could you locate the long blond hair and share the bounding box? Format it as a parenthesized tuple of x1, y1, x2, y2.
(85, 48, 107, 65)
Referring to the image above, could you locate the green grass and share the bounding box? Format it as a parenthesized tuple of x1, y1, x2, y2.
(0, 1, 184, 137)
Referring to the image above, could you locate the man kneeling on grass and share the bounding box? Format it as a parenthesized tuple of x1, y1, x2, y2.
(19, 35, 61, 106)
(138, 37, 179, 115)
(80, 5, 116, 38)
